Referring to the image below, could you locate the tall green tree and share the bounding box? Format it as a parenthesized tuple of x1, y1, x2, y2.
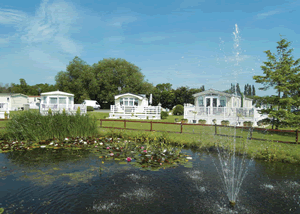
(253, 36, 300, 128)
(92, 58, 153, 108)
(55, 56, 93, 103)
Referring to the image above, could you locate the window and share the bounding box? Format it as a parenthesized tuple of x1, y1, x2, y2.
(220, 96, 226, 107)
(120, 98, 123, 105)
(0, 103, 4, 108)
(50, 97, 57, 104)
(43, 96, 47, 103)
(198, 96, 203, 106)
(59, 97, 66, 104)
(134, 98, 138, 106)
(129, 98, 134, 106)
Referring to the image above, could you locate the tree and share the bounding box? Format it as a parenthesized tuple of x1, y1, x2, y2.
(92, 58, 153, 108)
(253, 36, 300, 128)
(55, 56, 93, 103)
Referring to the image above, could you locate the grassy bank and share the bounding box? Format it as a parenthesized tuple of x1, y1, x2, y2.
(97, 128, 300, 164)
(1, 111, 300, 164)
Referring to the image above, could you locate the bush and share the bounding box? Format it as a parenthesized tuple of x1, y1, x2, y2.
(212, 119, 217, 124)
(181, 119, 188, 123)
(243, 121, 253, 127)
(173, 105, 184, 116)
(198, 119, 206, 124)
(221, 120, 230, 126)
(87, 106, 94, 111)
(161, 111, 169, 119)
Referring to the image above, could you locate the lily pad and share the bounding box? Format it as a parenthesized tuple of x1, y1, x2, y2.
(119, 162, 128, 165)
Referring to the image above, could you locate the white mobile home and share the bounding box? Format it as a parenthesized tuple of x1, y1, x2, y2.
(28, 96, 41, 109)
(109, 93, 161, 119)
(0, 93, 29, 111)
(40, 90, 86, 115)
(184, 88, 268, 126)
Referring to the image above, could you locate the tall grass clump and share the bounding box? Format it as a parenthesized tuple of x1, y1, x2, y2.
(5, 111, 98, 141)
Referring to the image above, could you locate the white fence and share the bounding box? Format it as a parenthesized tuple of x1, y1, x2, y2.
(40, 104, 87, 115)
(109, 105, 161, 120)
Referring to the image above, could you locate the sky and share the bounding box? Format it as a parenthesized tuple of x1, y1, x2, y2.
(0, 0, 299, 96)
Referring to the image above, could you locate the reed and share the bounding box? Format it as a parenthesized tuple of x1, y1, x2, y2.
(5, 111, 98, 141)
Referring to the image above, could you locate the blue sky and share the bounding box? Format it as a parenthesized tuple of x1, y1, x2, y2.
(0, 0, 299, 96)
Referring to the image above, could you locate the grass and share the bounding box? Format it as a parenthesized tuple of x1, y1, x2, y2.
(4, 111, 98, 141)
(1, 111, 300, 164)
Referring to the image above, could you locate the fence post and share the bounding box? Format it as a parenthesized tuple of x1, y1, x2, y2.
(150, 121, 153, 131)
(215, 124, 217, 135)
(296, 129, 298, 144)
(100, 119, 102, 128)
(124, 120, 126, 129)
(181, 122, 183, 134)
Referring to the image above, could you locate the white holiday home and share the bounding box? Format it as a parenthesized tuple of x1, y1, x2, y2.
(40, 90, 86, 115)
(184, 89, 267, 126)
(109, 93, 161, 119)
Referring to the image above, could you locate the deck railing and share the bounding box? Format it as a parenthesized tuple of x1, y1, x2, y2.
(184, 106, 255, 118)
(110, 105, 161, 115)
(40, 104, 87, 114)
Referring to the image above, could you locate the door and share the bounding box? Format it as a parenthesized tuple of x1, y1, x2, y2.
(206, 98, 210, 114)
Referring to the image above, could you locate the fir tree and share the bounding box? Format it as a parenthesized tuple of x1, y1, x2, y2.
(253, 36, 300, 128)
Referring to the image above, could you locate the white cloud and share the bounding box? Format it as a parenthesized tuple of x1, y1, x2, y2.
(0, 8, 28, 25)
(256, 10, 280, 19)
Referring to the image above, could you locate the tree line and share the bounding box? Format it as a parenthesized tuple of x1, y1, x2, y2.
(2, 35, 300, 128)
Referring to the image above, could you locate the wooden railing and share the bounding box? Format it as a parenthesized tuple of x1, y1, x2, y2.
(99, 119, 299, 144)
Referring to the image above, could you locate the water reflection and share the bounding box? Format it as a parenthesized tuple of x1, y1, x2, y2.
(0, 148, 299, 213)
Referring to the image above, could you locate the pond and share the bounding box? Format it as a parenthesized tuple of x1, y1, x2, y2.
(0, 139, 299, 214)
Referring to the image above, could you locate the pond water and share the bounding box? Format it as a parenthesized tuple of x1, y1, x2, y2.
(0, 147, 299, 214)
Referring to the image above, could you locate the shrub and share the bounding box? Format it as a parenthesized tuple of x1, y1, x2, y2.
(243, 121, 253, 127)
(173, 105, 184, 116)
(4, 111, 8, 119)
(87, 106, 94, 111)
(221, 120, 230, 126)
(161, 111, 169, 119)
(181, 119, 188, 123)
(212, 119, 217, 124)
(48, 108, 52, 115)
(198, 119, 206, 124)
(76, 107, 81, 115)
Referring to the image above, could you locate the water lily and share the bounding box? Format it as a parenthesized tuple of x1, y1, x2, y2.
(83, 142, 87, 145)
(160, 163, 163, 165)
(65, 138, 69, 141)
(126, 157, 132, 162)
(163, 149, 167, 153)
(106, 147, 110, 149)
(49, 142, 54, 145)
(94, 141, 97, 143)
(110, 153, 114, 156)
(141, 146, 144, 149)
(143, 150, 147, 153)
(95, 146, 98, 148)
(40, 145, 46, 148)
(186, 157, 192, 160)
(100, 142, 103, 145)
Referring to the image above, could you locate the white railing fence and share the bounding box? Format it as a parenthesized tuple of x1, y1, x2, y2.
(40, 104, 87, 115)
(109, 105, 161, 119)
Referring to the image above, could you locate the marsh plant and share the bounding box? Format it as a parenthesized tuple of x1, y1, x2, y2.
(5, 111, 98, 141)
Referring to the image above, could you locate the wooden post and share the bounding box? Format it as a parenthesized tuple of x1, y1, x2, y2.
(181, 122, 183, 133)
(100, 119, 102, 128)
(124, 120, 126, 129)
(215, 124, 217, 135)
(150, 121, 153, 131)
(296, 129, 298, 144)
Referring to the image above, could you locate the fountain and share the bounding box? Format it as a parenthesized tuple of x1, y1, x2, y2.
(212, 24, 253, 208)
